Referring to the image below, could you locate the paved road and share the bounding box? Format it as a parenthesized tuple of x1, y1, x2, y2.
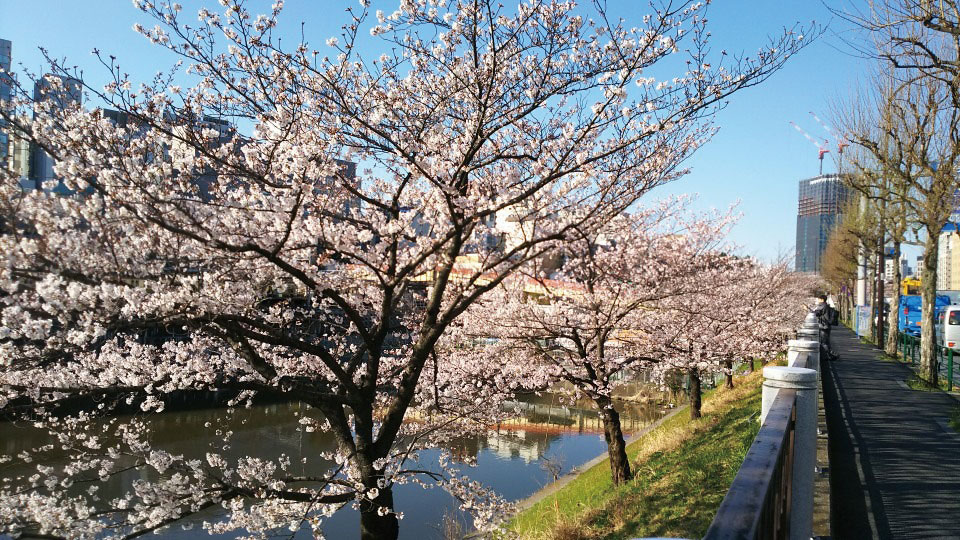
(823, 327, 960, 539)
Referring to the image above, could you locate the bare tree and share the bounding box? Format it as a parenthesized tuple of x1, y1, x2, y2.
(836, 75, 917, 354)
(835, 1, 960, 107)
(837, 71, 960, 384)
(821, 202, 864, 325)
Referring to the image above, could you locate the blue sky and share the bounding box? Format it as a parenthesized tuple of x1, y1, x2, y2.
(0, 0, 873, 263)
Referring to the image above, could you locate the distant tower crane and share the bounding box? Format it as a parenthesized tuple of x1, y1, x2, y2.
(809, 111, 849, 156)
(791, 121, 830, 175)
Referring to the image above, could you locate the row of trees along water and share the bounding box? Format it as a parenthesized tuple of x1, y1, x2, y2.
(818, 1, 960, 388)
(0, 0, 816, 538)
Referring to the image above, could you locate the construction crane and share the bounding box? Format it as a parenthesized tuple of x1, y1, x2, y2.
(809, 111, 849, 156)
(791, 121, 830, 175)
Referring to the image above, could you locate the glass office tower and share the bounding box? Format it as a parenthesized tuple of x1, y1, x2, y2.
(0, 39, 12, 169)
(795, 174, 851, 273)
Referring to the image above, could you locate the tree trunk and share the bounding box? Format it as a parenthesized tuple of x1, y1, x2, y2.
(847, 285, 854, 325)
(838, 286, 847, 324)
(843, 286, 851, 324)
(723, 359, 734, 389)
(359, 485, 400, 540)
(848, 286, 855, 325)
(886, 242, 901, 356)
(921, 234, 939, 386)
(748, 358, 755, 373)
(689, 368, 702, 420)
(597, 397, 632, 485)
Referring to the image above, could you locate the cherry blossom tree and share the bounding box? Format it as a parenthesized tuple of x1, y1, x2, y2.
(653, 258, 812, 419)
(715, 261, 814, 386)
(447, 199, 742, 485)
(0, 0, 813, 537)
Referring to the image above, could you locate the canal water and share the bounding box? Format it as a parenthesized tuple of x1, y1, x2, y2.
(1, 394, 669, 538)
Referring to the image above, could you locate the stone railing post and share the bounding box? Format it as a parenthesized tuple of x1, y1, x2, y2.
(761, 366, 817, 540)
(788, 339, 820, 374)
(797, 324, 818, 341)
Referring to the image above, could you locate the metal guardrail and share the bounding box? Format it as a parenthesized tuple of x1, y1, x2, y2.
(701, 353, 806, 540)
(900, 332, 956, 390)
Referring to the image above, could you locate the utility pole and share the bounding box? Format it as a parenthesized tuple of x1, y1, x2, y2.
(856, 194, 868, 334)
(876, 232, 886, 345)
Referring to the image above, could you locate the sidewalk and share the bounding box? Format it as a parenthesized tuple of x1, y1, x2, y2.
(823, 326, 960, 539)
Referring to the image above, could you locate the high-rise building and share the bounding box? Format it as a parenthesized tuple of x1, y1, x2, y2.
(795, 174, 851, 273)
(886, 253, 912, 283)
(0, 38, 13, 170)
(10, 126, 29, 179)
(0, 39, 10, 97)
(938, 226, 960, 290)
(29, 74, 82, 190)
(0, 39, 30, 182)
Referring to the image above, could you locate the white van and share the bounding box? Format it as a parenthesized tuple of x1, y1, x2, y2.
(937, 305, 960, 350)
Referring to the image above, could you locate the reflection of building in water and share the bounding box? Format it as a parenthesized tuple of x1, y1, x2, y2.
(483, 429, 556, 464)
(498, 398, 660, 435)
(450, 434, 482, 462)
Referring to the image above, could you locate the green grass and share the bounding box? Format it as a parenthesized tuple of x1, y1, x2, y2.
(905, 373, 954, 392)
(880, 353, 906, 363)
(949, 406, 960, 433)
(905, 373, 941, 391)
(507, 370, 764, 540)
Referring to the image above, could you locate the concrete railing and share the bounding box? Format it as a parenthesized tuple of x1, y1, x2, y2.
(700, 313, 821, 540)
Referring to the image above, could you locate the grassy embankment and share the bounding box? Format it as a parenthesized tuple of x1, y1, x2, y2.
(507, 368, 764, 540)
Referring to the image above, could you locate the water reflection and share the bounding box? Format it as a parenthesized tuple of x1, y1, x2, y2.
(1, 395, 667, 538)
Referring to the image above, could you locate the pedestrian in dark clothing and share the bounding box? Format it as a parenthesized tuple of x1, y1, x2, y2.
(813, 294, 839, 361)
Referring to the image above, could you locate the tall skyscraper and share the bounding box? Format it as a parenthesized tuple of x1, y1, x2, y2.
(0, 38, 31, 182)
(885, 253, 912, 282)
(29, 74, 82, 190)
(0, 39, 13, 170)
(0, 39, 10, 97)
(795, 173, 851, 273)
(938, 225, 960, 290)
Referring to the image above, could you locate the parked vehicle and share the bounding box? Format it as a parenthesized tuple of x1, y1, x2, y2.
(937, 305, 960, 351)
(899, 294, 952, 337)
(940, 290, 960, 305)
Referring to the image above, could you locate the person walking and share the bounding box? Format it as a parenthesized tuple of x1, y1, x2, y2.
(813, 294, 839, 361)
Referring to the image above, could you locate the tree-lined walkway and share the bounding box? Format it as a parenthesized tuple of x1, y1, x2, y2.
(823, 326, 960, 539)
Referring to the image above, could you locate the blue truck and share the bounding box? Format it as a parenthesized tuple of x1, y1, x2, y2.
(899, 294, 952, 336)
